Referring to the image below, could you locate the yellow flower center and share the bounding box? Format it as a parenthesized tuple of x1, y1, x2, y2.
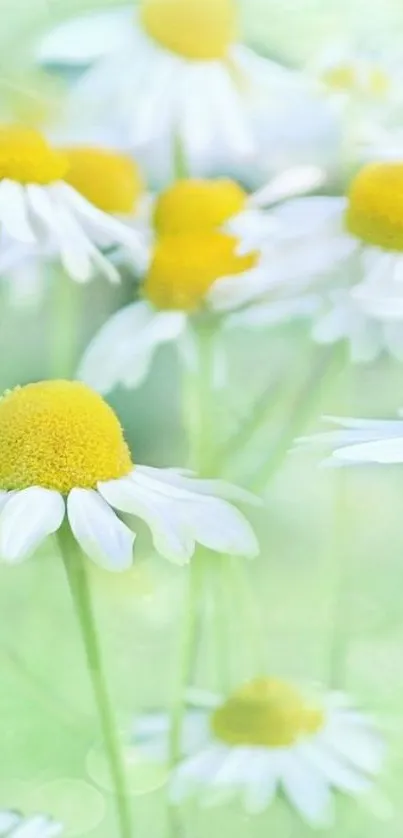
(322, 63, 390, 98)
(140, 0, 237, 60)
(211, 678, 324, 748)
(0, 126, 69, 184)
(345, 163, 403, 251)
(144, 231, 257, 311)
(153, 178, 247, 235)
(0, 381, 133, 494)
(62, 147, 144, 213)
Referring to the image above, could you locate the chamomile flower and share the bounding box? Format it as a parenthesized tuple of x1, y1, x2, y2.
(0, 380, 259, 569)
(38, 0, 297, 179)
(78, 169, 326, 392)
(312, 44, 400, 108)
(0, 126, 146, 285)
(0, 811, 63, 837)
(224, 161, 403, 360)
(133, 678, 384, 826)
(300, 414, 403, 466)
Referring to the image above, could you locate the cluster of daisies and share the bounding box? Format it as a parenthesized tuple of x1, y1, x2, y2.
(3, 0, 403, 832)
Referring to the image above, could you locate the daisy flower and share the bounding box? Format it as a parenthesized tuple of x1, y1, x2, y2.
(0, 380, 259, 569)
(0, 811, 62, 837)
(133, 677, 384, 826)
(0, 126, 146, 285)
(224, 160, 403, 361)
(299, 414, 403, 466)
(78, 169, 325, 392)
(312, 44, 400, 108)
(37, 0, 298, 179)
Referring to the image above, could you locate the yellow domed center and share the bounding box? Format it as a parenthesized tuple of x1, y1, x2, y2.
(0, 381, 133, 494)
(62, 147, 144, 213)
(211, 678, 324, 747)
(0, 126, 69, 184)
(322, 63, 390, 98)
(140, 0, 237, 60)
(345, 163, 403, 251)
(144, 231, 257, 311)
(153, 178, 247, 235)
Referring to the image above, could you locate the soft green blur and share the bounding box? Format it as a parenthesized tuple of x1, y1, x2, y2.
(0, 1, 403, 837)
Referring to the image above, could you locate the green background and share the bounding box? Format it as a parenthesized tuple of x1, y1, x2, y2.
(0, 1, 403, 836)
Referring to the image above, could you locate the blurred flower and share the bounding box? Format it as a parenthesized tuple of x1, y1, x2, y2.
(0, 126, 146, 286)
(0, 380, 259, 568)
(228, 161, 403, 361)
(133, 678, 384, 825)
(312, 44, 401, 108)
(37, 0, 299, 180)
(0, 811, 63, 837)
(78, 168, 324, 391)
(299, 415, 403, 466)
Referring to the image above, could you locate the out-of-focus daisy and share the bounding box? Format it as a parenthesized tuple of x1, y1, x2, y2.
(300, 414, 403, 466)
(0, 380, 259, 569)
(37, 0, 300, 179)
(133, 677, 384, 825)
(312, 44, 400, 108)
(0, 126, 146, 285)
(0, 811, 63, 837)
(78, 168, 325, 392)
(224, 161, 403, 360)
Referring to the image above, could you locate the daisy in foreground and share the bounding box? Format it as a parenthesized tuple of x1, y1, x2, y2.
(0, 125, 146, 285)
(38, 0, 297, 178)
(229, 160, 403, 361)
(0, 811, 62, 837)
(78, 171, 324, 392)
(300, 414, 403, 466)
(133, 677, 384, 826)
(0, 380, 259, 568)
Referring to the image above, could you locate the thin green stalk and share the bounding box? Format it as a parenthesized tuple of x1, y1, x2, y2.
(49, 265, 81, 379)
(168, 560, 200, 767)
(247, 344, 346, 493)
(58, 524, 133, 838)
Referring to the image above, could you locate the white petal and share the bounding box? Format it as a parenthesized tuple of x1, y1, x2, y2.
(170, 746, 227, 802)
(38, 8, 132, 65)
(97, 476, 195, 564)
(332, 438, 403, 464)
(0, 812, 21, 833)
(0, 488, 65, 564)
(269, 196, 346, 237)
(67, 489, 135, 571)
(250, 166, 326, 208)
(11, 816, 63, 838)
(301, 740, 373, 794)
(243, 752, 279, 813)
(133, 467, 260, 506)
(281, 751, 333, 827)
(0, 181, 36, 244)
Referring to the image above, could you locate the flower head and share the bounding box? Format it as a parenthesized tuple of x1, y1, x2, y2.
(0, 125, 145, 284)
(153, 178, 247, 236)
(140, 0, 237, 60)
(0, 380, 259, 569)
(134, 679, 384, 825)
(345, 162, 403, 251)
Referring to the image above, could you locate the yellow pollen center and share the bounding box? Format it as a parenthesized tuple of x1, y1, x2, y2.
(140, 0, 237, 60)
(144, 231, 257, 311)
(322, 63, 390, 98)
(211, 678, 325, 748)
(62, 147, 144, 213)
(153, 178, 247, 235)
(345, 163, 403, 251)
(0, 126, 69, 184)
(0, 381, 133, 494)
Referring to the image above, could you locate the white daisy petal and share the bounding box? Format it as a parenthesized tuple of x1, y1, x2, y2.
(67, 489, 135, 571)
(133, 467, 260, 506)
(332, 438, 403, 464)
(300, 741, 373, 795)
(0, 812, 21, 834)
(170, 746, 228, 802)
(0, 180, 37, 244)
(38, 8, 132, 65)
(78, 302, 185, 393)
(98, 476, 195, 564)
(0, 488, 65, 564)
(11, 816, 63, 838)
(281, 750, 333, 827)
(243, 752, 279, 814)
(249, 166, 326, 209)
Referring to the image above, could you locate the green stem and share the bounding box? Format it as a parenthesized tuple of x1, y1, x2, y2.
(327, 470, 351, 687)
(247, 344, 346, 493)
(58, 524, 133, 838)
(49, 265, 81, 379)
(168, 561, 200, 767)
